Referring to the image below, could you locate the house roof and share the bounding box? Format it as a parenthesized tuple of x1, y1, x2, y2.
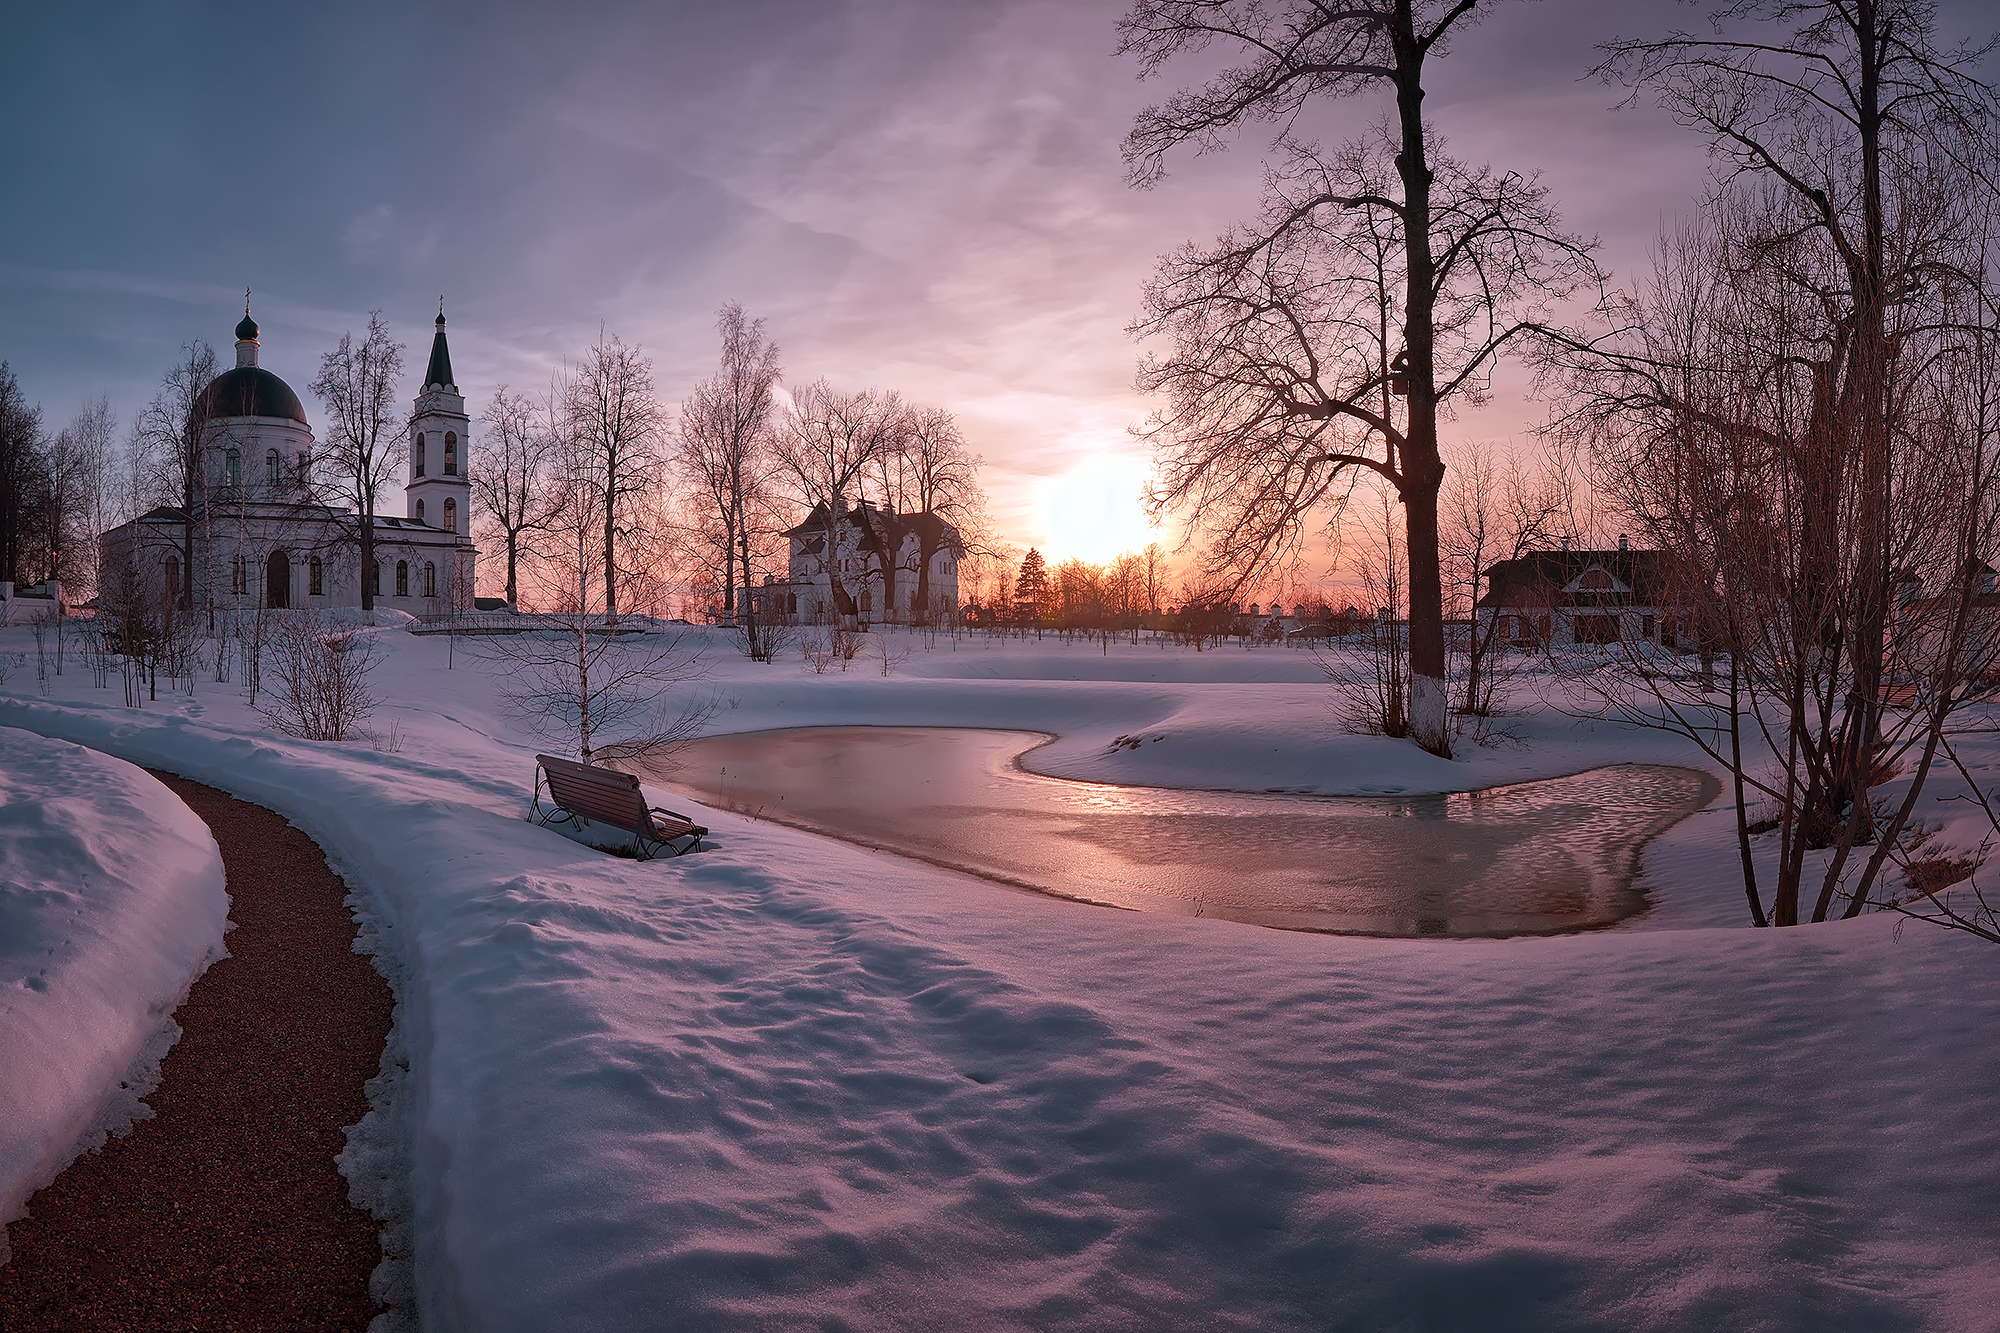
(783, 498, 962, 551)
(1477, 549, 1680, 610)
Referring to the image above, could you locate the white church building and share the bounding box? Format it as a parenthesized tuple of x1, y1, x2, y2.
(101, 306, 477, 616)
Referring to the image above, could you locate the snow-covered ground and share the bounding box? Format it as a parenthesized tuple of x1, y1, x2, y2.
(0, 726, 227, 1257)
(0, 621, 1994, 1331)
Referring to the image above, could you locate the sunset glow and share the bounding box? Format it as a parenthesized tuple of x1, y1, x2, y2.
(1038, 453, 1157, 565)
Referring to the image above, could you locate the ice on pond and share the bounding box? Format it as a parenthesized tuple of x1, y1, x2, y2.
(657, 727, 1718, 937)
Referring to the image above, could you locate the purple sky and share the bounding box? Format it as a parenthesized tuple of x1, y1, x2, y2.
(3, 0, 1991, 574)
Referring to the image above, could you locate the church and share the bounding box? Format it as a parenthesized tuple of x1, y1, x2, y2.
(101, 306, 477, 617)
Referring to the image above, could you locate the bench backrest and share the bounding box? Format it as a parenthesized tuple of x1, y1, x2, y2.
(537, 754, 651, 834)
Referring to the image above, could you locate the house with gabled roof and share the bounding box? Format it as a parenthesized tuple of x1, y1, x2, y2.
(1476, 537, 1692, 650)
(746, 495, 962, 627)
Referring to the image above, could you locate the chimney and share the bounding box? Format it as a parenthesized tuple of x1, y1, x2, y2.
(1618, 533, 1629, 552)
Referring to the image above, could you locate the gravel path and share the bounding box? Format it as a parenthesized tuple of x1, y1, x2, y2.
(0, 773, 393, 1331)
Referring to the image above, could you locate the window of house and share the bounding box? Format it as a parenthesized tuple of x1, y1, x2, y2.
(225, 448, 241, 488)
(265, 449, 280, 486)
(423, 561, 437, 598)
(309, 556, 323, 596)
(1642, 614, 1656, 640)
(415, 432, 426, 477)
(231, 554, 247, 595)
(444, 432, 457, 476)
(416, 499, 426, 524)
(396, 561, 409, 597)
(443, 498, 456, 534)
(1578, 569, 1613, 590)
(164, 554, 180, 605)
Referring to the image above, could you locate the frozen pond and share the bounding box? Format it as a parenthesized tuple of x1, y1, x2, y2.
(655, 727, 1717, 938)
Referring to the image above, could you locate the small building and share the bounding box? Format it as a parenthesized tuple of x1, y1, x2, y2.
(748, 496, 962, 626)
(99, 306, 476, 617)
(1477, 540, 1690, 650)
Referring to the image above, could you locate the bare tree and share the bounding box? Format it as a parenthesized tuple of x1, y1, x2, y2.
(308, 313, 405, 625)
(1442, 439, 1569, 718)
(774, 382, 905, 627)
(258, 612, 381, 742)
(1559, 206, 2000, 929)
(1122, 2, 1602, 757)
(130, 343, 217, 611)
(870, 404, 982, 626)
(1593, 0, 2000, 868)
(570, 333, 663, 622)
(481, 414, 709, 764)
(54, 397, 117, 606)
(676, 303, 782, 631)
(472, 385, 558, 607)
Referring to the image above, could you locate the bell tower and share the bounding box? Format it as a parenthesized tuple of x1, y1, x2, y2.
(406, 299, 471, 543)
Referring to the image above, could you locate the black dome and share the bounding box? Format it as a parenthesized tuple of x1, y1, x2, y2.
(235, 313, 259, 341)
(198, 366, 309, 425)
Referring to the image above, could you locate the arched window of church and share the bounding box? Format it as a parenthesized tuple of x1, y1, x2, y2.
(423, 561, 437, 598)
(231, 554, 246, 595)
(366, 560, 380, 596)
(396, 561, 409, 597)
(416, 499, 426, 524)
(414, 432, 426, 478)
(265, 449, 280, 486)
(297, 452, 310, 486)
(309, 556, 323, 596)
(225, 448, 241, 488)
(164, 554, 180, 606)
(443, 498, 456, 534)
(444, 432, 457, 476)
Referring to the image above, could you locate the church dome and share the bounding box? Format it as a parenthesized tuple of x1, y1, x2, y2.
(198, 365, 309, 425)
(236, 312, 259, 342)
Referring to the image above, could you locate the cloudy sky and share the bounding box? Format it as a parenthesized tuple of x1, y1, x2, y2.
(2, 0, 1990, 574)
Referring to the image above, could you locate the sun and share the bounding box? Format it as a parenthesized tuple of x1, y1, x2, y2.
(1040, 455, 1157, 565)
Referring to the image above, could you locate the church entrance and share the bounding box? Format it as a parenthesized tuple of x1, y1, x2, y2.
(265, 550, 290, 609)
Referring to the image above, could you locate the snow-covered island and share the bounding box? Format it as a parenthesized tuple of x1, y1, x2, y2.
(0, 622, 1994, 1331)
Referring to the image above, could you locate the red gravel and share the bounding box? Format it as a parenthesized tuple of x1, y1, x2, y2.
(0, 774, 393, 1332)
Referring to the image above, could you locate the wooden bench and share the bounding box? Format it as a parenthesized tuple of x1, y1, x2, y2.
(530, 753, 708, 859)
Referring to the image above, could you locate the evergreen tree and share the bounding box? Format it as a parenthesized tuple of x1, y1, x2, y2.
(1015, 547, 1048, 624)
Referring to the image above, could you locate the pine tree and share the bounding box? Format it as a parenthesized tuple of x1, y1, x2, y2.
(1015, 547, 1048, 625)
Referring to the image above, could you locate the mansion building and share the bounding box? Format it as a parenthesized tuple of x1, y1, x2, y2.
(747, 496, 962, 626)
(102, 306, 476, 616)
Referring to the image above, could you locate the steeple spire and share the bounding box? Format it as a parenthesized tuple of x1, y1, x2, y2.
(423, 297, 455, 390)
(234, 290, 260, 368)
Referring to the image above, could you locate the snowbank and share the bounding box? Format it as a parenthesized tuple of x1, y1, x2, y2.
(0, 727, 227, 1253)
(0, 625, 1994, 1330)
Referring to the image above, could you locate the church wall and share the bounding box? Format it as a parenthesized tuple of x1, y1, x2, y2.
(201, 416, 315, 501)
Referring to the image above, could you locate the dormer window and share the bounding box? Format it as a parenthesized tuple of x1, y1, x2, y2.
(444, 432, 457, 476)
(1577, 569, 1613, 590)
(415, 432, 427, 477)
